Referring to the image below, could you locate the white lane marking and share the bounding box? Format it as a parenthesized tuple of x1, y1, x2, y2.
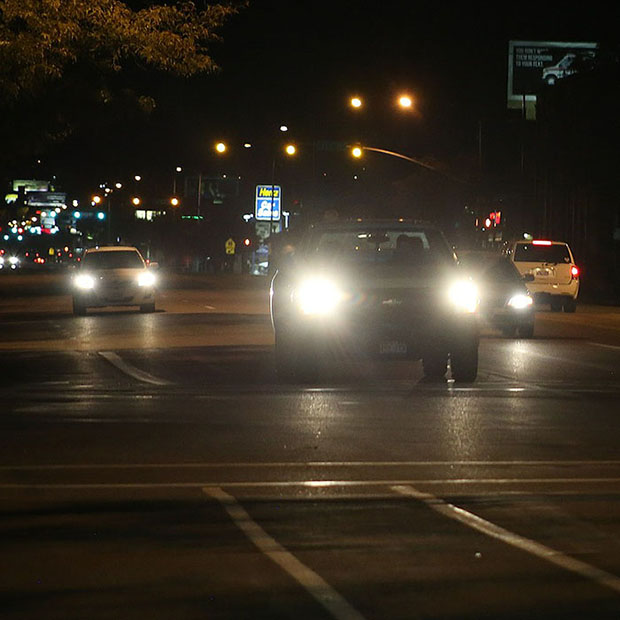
(203, 486, 365, 620)
(98, 351, 173, 386)
(3, 459, 620, 471)
(3, 477, 620, 489)
(588, 342, 620, 351)
(203, 305, 216, 310)
(392, 484, 620, 595)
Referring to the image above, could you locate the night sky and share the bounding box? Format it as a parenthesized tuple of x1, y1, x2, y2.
(32, 1, 618, 204)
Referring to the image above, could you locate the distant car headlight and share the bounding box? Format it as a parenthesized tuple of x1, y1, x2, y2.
(295, 277, 342, 315)
(507, 293, 533, 310)
(74, 274, 95, 290)
(448, 280, 479, 314)
(8, 256, 19, 266)
(138, 271, 156, 287)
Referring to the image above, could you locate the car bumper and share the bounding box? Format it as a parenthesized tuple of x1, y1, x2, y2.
(485, 307, 535, 328)
(526, 280, 579, 300)
(74, 287, 155, 308)
(277, 312, 478, 360)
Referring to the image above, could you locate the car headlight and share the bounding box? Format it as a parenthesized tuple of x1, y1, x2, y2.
(74, 274, 95, 290)
(448, 280, 479, 314)
(507, 293, 533, 310)
(8, 256, 19, 265)
(295, 277, 342, 315)
(138, 271, 156, 287)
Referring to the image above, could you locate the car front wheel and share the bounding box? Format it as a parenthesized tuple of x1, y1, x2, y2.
(450, 337, 479, 382)
(274, 328, 318, 384)
(73, 297, 87, 316)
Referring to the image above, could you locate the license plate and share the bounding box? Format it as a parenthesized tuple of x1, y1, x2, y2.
(379, 341, 407, 355)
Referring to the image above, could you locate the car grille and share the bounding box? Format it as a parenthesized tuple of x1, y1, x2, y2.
(347, 287, 439, 324)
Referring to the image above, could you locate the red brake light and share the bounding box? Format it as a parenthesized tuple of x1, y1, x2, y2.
(532, 240, 552, 246)
(570, 266, 579, 278)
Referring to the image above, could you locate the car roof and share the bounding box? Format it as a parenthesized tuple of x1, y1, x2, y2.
(308, 218, 438, 232)
(84, 246, 141, 254)
(515, 240, 569, 246)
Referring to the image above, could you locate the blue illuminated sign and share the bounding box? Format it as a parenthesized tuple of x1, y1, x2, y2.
(255, 185, 281, 221)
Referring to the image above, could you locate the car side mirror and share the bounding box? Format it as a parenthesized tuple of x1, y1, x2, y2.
(522, 273, 535, 282)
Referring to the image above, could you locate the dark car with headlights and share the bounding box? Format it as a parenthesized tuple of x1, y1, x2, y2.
(270, 219, 480, 382)
(458, 251, 535, 338)
(72, 246, 157, 315)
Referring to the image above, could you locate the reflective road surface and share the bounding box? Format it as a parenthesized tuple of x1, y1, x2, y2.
(1, 278, 620, 619)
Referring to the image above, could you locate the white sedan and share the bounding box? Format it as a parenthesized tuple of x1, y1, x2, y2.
(72, 246, 157, 315)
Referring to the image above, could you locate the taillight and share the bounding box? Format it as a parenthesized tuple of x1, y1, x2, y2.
(570, 266, 580, 278)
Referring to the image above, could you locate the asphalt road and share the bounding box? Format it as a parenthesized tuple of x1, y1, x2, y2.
(1, 274, 620, 619)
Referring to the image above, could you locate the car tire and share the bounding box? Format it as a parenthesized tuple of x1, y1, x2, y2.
(563, 298, 577, 313)
(422, 352, 447, 380)
(275, 328, 318, 384)
(501, 326, 517, 338)
(73, 298, 87, 316)
(140, 302, 156, 313)
(518, 323, 535, 339)
(450, 337, 479, 383)
(550, 298, 563, 312)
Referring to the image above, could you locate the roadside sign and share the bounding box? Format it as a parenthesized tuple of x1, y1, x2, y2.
(225, 237, 236, 255)
(255, 185, 281, 221)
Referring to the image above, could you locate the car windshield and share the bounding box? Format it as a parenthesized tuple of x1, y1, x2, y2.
(514, 243, 571, 263)
(303, 228, 454, 268)
(83, 250, 143, 269)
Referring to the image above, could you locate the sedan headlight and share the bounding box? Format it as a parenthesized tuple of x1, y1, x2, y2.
(8, 256, 19, 265)
(74, 274, 95, 290)
(295, 277, 342, 315)
(507, 293, 533, 310)
(448, 280, 479, 314)
(138, 271, 156, 287)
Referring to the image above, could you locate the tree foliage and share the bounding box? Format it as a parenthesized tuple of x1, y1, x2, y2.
(0, 0, 242, 101)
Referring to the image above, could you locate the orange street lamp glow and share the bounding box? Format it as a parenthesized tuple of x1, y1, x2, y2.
(170, 197, 180, 207)
(350, 96, 363, 109)
(398, 95, 413, 109)
(132, 197, 141, 206)
(351, 146, 363, 158)
(92, 195, 102, 204)
(285, 144, 297, 156)
(215, 142, 227, 153)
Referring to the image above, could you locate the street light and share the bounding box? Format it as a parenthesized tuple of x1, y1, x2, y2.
(215, 142, 227, 153)
(91, 195, 102, 205)
(350, 96, 363, 109)
(351, 146, 363, 158)
(170, 197, 180, 207)
(284, 144, 297, 156)
(132, 197, 141, 206)
(397, 94, 413, 109)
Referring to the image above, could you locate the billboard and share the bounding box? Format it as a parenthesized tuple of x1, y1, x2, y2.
(255, 185, 281, 221)
(507, 41, 598, 114)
